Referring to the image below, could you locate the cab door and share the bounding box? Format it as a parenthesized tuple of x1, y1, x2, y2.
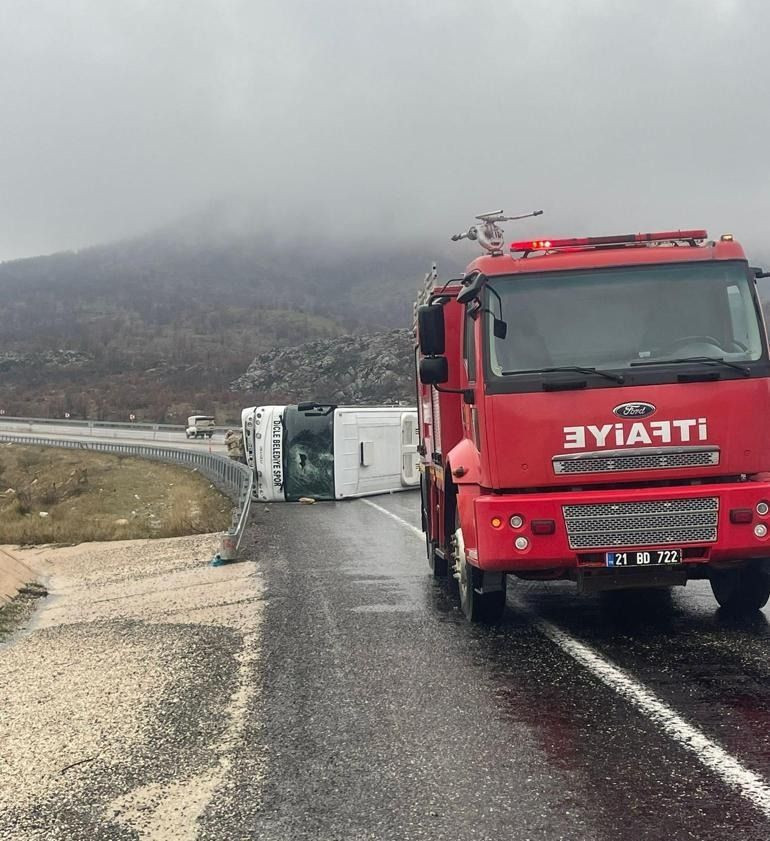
(461, 305, 480, 451)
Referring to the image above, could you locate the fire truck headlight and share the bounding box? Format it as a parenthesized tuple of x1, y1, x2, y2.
(757, 501, 769, 516)
(754, 524, 768, 538)
(514, 536, 529, 551)
(510, 515, 524, 529)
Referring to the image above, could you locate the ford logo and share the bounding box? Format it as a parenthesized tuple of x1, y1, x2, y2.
(613, 401, 656, 419)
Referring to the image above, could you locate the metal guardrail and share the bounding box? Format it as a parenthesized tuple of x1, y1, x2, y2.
(0, 416, 232, 434)
(0, 433, 254, 557)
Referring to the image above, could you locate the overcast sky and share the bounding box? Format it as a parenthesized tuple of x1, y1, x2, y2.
(1, 0, 769, 261)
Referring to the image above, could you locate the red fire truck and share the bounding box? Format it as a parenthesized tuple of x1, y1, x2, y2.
(415, 212, 770, 622)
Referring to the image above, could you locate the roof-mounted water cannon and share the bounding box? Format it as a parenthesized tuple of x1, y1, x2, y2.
(451, 209, 544, 256)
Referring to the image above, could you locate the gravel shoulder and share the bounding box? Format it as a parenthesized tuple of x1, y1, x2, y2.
(0, 533, 263, 841)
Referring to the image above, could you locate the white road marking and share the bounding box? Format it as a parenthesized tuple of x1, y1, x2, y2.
(536, 619, 770, 818)
(361, 498, 770, 819)
(359, 498, 424, 539)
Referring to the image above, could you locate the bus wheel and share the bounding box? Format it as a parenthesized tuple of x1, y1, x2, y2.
(452, 511, 506, 623)
(709, 563, 770, 615)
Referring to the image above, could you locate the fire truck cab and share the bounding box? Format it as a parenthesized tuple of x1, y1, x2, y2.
(416, 218, 770, 622)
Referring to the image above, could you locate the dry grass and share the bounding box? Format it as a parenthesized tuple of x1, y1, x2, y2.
(0, 444, 232, 545)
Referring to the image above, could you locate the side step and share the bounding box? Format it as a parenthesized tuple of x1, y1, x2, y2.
(576, 567, 687, 594)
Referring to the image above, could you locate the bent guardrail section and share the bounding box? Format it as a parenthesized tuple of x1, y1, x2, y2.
(0, 433, 253, 558)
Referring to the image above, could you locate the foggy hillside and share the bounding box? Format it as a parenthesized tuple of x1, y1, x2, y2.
(0, 215, 465, 421)
(0, 228, 453, 336)
(2, 207, 769, 423)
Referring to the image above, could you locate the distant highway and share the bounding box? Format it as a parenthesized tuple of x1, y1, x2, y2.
(0, 417, 229, 455)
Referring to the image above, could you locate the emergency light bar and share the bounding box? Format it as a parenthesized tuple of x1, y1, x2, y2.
(510, 229, 708, 253)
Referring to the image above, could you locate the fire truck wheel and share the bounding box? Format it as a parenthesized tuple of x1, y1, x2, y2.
(453, 514, 506, 623)
(709, 563, 770, 614)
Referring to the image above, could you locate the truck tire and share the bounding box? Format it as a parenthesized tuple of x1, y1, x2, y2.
(452, 510, 506, 623)
(709, 563, 770, 615)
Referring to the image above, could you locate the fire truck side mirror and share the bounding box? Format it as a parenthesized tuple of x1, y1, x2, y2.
(419, 356, 449, 385)
(417, 305, 445, 356)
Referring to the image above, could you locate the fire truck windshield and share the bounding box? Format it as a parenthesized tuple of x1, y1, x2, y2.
(487, 261, 763, 379)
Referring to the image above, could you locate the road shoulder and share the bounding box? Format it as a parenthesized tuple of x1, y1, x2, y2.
(0, 533, 263, 841)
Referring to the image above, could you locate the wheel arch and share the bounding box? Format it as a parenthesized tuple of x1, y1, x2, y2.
(444, 469, 480, 562)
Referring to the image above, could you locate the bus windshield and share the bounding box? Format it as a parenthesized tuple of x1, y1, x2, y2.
(282, 406, 335, 501)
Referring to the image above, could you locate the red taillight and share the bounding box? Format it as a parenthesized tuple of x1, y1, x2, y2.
(510, 229, 708, 252)
(531, 519, 556, 535)
(730, 508, 753, 524)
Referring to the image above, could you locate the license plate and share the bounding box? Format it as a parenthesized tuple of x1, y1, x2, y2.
(605, 549, 682, 567)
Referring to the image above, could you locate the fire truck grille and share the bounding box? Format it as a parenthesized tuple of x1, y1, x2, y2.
(553, 447, 719, 475)
(562, 497, 719, 549)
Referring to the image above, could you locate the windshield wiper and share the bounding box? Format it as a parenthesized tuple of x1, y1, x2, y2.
(501, 365, 625, 383)
(630, 356, 751, 377)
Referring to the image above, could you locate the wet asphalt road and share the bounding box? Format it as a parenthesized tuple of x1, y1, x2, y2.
(208, 490, 770, 841)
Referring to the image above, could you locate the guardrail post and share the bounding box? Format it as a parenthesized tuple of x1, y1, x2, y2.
(218, 532, 238, 561)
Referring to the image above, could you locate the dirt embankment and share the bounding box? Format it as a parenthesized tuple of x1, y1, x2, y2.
(0, 444, 232, 547)
(0, 443, 233, 611)
(0, 446, 262, 839)
(0, 546, 44, 606)
(0, 547, 47, 637)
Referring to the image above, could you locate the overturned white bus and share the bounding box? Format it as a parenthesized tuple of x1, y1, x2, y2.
(241, 403, 419, 502)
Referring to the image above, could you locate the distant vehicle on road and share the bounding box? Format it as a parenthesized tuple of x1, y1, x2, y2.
(241, 403, 419, 501)
(185, 415, 215, 439)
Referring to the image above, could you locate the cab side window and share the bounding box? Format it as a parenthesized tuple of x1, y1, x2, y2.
(463, 307, 476, 382)
(725, 284, 751, 349)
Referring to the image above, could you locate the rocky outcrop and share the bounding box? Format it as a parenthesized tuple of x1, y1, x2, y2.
(232, 330, 415, 405)
(0, 350, 93, 372)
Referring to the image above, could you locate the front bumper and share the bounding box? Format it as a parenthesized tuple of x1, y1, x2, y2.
(473, 481, 770, 573)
